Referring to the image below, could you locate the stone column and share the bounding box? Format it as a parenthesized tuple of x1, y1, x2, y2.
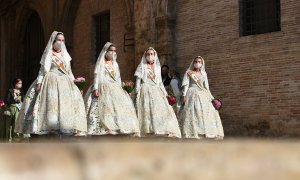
(133, 0, 177, 69)
(133, 0, 158, 66)
(155, 16, 176, 67)
(124, 0, 136, 80)
(155, 0, 177, 68)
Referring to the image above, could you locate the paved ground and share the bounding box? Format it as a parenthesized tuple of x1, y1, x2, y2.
(0, 138, 300, 180)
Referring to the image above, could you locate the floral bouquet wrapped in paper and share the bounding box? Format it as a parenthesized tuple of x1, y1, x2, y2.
(74, 77, 87, 91)
(167, 95, 177, 106)
(122, 81, 135, 93)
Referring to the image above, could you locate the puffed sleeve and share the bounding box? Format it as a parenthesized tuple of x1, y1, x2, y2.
(135, 77, 141, 93)
(36, 66, 46, 84)
(93, 73, 99, 91)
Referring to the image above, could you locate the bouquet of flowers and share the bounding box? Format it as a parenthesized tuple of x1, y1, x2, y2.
(167, 95, 177, 106)
(212, 99, 222, 110)
(74, 77, 87, 91)
(0, 100, 10, 116)
(0, 100, 5, 109)
(122, 81, 135, 93)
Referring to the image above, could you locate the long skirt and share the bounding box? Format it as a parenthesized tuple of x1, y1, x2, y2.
(15, 71, 87, 135)
(180, 87, 224, 139)
(136, 83, 181, 138)
(85, 82, 140, 136)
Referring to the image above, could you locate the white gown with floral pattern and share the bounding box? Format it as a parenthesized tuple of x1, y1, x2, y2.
(136, 69, 181, 138)
(85, 64, 140, 135)
(181, 73, 224, 139)
(15, 55, 87, 135)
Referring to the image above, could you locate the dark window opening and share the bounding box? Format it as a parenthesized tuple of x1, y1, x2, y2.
(240, 0, 281, 36)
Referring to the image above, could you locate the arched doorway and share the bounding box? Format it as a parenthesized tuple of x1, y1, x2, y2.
(22, 11, 45, 90)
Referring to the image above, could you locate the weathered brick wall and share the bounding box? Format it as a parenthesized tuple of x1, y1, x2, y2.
(175, 0, 300, 136)
(1, 0, 299, 137)
(72, 0, 134, 89)
(0, 0, 134, 96)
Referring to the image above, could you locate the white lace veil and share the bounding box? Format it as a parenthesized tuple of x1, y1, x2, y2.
(40, 31, 72, 73)
(182, 56, 209, 90)
(134, 47, 162, 85)
(94, 42, 121, 86)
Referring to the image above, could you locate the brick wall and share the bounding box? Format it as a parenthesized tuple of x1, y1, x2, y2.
(72, 0, 133, 90)
(1, 0, 299, 137)
(175, 0, 300, 136)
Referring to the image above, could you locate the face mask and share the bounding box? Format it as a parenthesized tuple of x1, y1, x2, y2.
(146, 55, 155, 63)
(53, 41, 63, 51)
(15, 84, 22, 89)
(105, 51, 117, 61)
(194, 63, 202, 69)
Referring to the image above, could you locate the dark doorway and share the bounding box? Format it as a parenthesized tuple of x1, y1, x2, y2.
(22, 11, 45, 90)
(93, 11, 110, 62)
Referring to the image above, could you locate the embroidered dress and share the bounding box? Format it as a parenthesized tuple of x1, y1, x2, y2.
(84, 42, 139, 136)
(135, 48, 181, 138)
(15, 31, 87, 135)
(181, 58, 224, 139)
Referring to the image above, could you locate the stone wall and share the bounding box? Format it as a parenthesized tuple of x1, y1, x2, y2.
(72, 0, 135, 86)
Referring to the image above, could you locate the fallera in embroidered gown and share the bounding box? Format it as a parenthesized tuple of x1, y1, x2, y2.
(135, 47, 181, 138)
(15, 31, 87, 135)
(84, 42, 140, 136)
(180, 57, 224, 139)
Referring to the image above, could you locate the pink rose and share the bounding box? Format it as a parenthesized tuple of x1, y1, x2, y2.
(123, 81, 134, 87)
(0, 100, 5, 108)
(74, 77, 86, 82)
(212, 99, 222, 110)
(168, 96, 176, 106)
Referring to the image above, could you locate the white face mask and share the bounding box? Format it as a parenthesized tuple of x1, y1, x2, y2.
(194, 63, 202, 69)
(105, 51, 117, 61)
(146, 55, 155, 63)
(53, 41, 63, 51)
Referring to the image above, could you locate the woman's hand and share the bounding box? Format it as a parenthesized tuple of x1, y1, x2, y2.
(35, 83, 41, 93)
(93, 89, 100, 97)
(182, 96, 186, 106)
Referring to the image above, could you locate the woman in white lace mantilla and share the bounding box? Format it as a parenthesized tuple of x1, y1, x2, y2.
(181, 56, 224, 139)
(134, 47, 181, 138)
(15, 31, 87, 136)
(84, 42, 140, 136)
